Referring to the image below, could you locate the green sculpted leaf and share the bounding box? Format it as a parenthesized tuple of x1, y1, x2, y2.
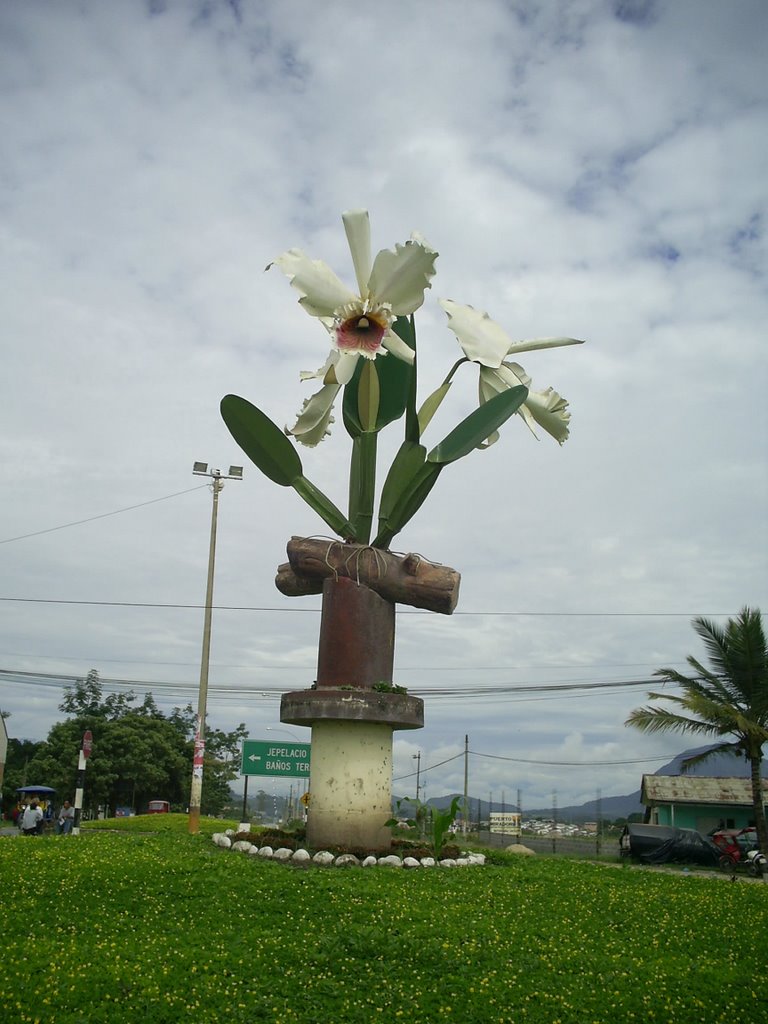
(342, 365, 364, 438)
(292, 476, 357, 541)
(221, 395, 354, 539)
(417, 381, 452, 435)
(348, 432, 378, 545)
(427, 385, 528, 465)
(220, 395, 302, 486)
(377, 441, 426, 530)
(391, 316, 420, 444)
(377, 318, 415, 431)
(372, 460, 442, 549)
(357, 359, 380, 432)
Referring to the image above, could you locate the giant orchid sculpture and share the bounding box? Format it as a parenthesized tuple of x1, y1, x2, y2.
(221, 210, 582, 551)
(220, 210, 583, 850)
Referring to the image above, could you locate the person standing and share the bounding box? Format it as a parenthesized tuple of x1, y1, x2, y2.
(56, 800, 75, 835)
(21, 799, 44, 836)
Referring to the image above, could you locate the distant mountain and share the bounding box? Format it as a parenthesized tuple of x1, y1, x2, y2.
(653, 743, 762, 779)
(403, 744, 764, 823)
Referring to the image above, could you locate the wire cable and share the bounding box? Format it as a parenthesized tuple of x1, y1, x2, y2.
(0, 485, 209, 545)
(392, 752, 465, 782)
(0, 596, 742, 618)
(469, 749, 677, 767)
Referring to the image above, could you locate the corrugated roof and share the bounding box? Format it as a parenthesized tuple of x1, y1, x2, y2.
(641, 775, 768, 806)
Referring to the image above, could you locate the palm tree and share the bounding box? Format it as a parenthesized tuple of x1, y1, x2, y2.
(626, 607, 768, 853)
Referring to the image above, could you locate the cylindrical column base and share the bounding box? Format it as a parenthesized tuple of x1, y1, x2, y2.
(306, 720, 394, 852)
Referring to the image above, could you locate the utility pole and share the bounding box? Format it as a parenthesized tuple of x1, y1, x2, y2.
(413, 751, 421, 802)
(72, 730, 93, 836)
(552, 789, 558, 854)
(188, 462, 242, 835)
(462, 734, 469, 837)
(596, 788, 602, 857)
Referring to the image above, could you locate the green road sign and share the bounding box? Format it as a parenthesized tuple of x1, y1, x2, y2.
(241, 739, 311, 778)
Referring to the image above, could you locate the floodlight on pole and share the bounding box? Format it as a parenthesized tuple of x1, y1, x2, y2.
(188, 462, 243, 835)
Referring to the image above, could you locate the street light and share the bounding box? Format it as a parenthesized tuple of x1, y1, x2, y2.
(266, 727, 307, 740)
(188, 462, 243, 834)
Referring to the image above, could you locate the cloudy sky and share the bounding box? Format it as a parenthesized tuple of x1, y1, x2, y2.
(2, 0, 766, 811)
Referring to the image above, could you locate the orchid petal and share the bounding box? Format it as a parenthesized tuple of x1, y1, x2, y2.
(481, 362, 531, 392)
(506, 336, 585, 355)
(368, 237, 438, 315)
(333, 351, 360, 386)
(439, 299, 512, 367)
(342, 210, 372, 299)
(299, 351, 339, 383)
(522, 387, 572, 445)
(478, 363, 572, 447)
(286, 382, 341, 447)
(381, 328, 416, 364)
(269, 248, 356, 318)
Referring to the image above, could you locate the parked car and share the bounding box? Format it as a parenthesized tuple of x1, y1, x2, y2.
(620, 823, 676, 858)
(620, 822, 720, 867)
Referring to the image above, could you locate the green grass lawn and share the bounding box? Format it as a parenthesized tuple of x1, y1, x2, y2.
(2, 817, 766, 1024)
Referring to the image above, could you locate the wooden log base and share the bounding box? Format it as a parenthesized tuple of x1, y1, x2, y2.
(275, 536, 461, 615)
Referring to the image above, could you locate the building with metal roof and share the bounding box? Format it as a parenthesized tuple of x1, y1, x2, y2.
(641, 775, 768, 833)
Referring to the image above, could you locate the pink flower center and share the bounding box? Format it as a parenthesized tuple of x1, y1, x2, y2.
(335, 313, 387, 356)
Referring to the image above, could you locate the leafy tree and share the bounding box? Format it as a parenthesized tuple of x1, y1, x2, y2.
(626, 607, 768, 853)
(168, 705, 196, 733)
(1, 735, 46, 819)
(59, 669, 116, 719)
(136, 693, 163, 718)
(11, 671, 248, 818)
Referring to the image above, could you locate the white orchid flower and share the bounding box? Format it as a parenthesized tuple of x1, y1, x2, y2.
(285, 353, 341, 447)
(271, 210, 438, 444)
(439, 299, 583, 446)
(478, 362, 572, 446)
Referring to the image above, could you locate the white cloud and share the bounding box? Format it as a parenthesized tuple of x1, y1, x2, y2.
(0, 0, 765, 808)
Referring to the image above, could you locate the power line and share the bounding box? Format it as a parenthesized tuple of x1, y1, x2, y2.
(393, 747, 677, 780)
(469, 749, 676, 767)
(414, 679, 661, 695)
(0, 650, 687, 672)
(0, 485, 209, 545)
(0, 596, 739, 617)
(0, 668, 679, 704)
(393, 752, 465, 782)
(0, 597, 316, 612)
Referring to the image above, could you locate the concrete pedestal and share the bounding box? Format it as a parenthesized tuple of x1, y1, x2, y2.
(304, 721, 393, 850)
(280, 576, 423, 852)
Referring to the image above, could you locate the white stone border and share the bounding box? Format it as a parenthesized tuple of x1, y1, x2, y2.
(212, 831, 486, 868)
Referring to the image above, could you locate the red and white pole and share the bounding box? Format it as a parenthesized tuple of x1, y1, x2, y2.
(72, 729, 93, 836)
